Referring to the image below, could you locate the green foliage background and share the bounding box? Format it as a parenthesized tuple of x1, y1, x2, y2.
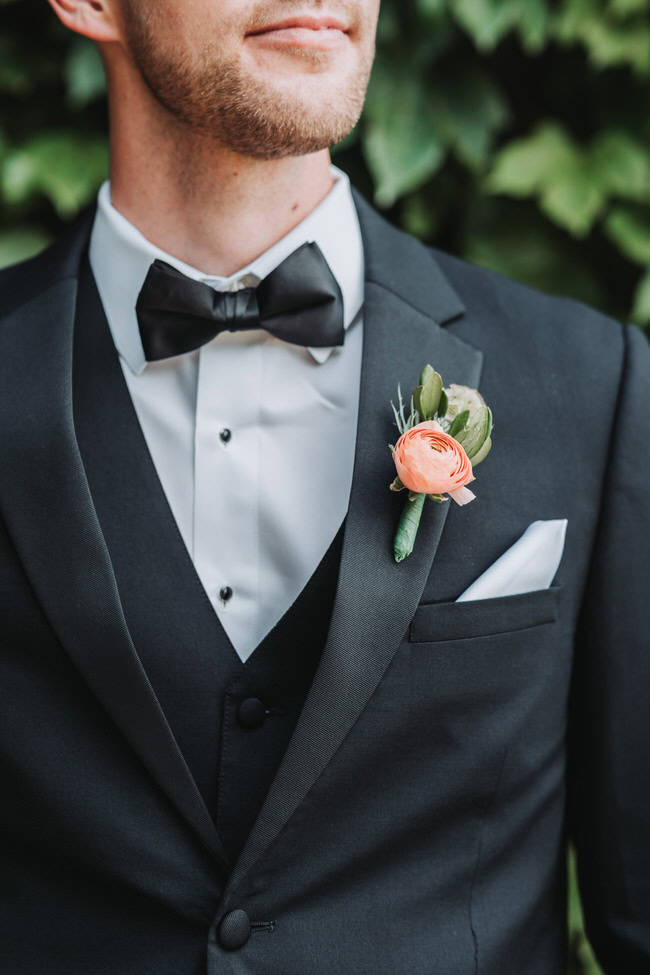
(2, 0, 650, 333)
(2, 0, 648, 970)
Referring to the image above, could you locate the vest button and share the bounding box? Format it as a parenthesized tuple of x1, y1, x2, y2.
(218, 909, 251, 951)
(237, 697, 267, 729)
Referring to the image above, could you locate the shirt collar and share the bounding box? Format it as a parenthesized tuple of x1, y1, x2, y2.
(88, 165, 364, 374)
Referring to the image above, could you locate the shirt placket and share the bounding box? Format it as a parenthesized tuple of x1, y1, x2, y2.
(193, 328, 264, 660)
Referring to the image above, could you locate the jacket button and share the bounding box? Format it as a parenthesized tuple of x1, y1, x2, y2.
(237, 697, 267, 729)
(218, 909, 251, 950)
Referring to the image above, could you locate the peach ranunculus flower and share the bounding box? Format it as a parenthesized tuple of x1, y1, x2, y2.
(393, 421, 476, 506)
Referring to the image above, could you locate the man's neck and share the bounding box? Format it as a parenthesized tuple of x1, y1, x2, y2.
(107, 100, 335, 278)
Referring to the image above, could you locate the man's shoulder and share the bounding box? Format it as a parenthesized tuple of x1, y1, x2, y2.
(355, 189, 626, 362)
(0, 206, 95, 322)
(0, 248, 55, 321)
(422, 242, 631, 390)
(430, 243, 624, 346)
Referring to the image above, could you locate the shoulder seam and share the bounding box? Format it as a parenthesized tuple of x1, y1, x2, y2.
(0, 273, 79, 325)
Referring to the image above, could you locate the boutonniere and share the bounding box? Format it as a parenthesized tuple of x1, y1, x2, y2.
(389, 365, 494, 562)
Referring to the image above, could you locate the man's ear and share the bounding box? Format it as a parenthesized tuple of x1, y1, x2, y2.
(46, 0, 121, 43)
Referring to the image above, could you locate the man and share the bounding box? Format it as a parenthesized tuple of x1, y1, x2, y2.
(0, 0, 648, 972)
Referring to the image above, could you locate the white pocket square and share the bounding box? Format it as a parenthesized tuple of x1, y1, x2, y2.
(456, 519, 567, 602)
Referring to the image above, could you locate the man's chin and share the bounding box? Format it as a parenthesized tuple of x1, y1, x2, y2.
(242, 40, 357, 80)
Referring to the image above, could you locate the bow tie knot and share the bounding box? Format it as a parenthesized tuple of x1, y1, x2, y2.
(217, 289, 259, 327)
(136, 242, 344, 362)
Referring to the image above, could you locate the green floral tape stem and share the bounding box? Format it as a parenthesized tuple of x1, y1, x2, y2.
(393, 492, 426, 563)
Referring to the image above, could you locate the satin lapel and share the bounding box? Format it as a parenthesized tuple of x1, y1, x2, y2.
(223, 194, 483, 897)
(0, 230, 229, 871)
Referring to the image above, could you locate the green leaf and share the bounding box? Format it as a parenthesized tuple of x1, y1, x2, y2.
(0, 227, 51, 269)
(449, 0, 517, 49)
(590, 131, 650, 201)
(412, 385, 423, 419)
(603, 207, 650, 265)
(631, 268, 650, 325)
(420, 364, 435, 385)
(552, 4, 650, 75)
(486, 123, 577, 198)
(539, 167, 606, 237)
(419, 370, 443, 419)
(1, 132, 108, 216)
(609, 0, 650, 16)
(449, 409, 470, 438)
(64, 38, 106, 106)
(470, 436, 492, 467)
(486, 124, 606, 236)
(463, 199, 606, 308)
(455, 406, 493, 459)
(516, 0, 552, 51)
(416, 0, 447, 17)
(364, 61, 446, 207)
(427, 64, 510, 170)
(437, 389, 449, 419)
(402, 189, 443, 239)
(0, 36, 38, 94)
(449, 0, 550, 52)
(567, 847, 605, 974)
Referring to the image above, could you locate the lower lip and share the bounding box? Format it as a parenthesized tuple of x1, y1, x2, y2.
(247, 27, 349, 50)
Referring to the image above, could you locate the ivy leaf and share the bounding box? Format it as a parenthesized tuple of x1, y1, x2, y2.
(64, 38, 106, 107)
(539, 165, 606, 237)
(608, 0, 650, 16)
(0, 227, 51, 269)
(464, 202, 605, 307)
(364, 60, 446, 207)
(0, 36, 38, 95)
(2, 132, 108, 216)
(416, 0, 447, 17)
(428, 64, 510, 170)
(449, 0, 550, 52)
(604, 207, 650, 265)
(590, 131, 650, 201)
(632, 268, 650, 325)
(552, 5, 650, 75)
(485, 123, 577, 197)
(486, 123, 606, 236)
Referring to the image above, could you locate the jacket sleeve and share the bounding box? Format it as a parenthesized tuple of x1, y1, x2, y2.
(570, 322, 650, 973)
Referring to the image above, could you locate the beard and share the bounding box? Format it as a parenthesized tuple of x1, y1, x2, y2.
(119, 1, 376, 160)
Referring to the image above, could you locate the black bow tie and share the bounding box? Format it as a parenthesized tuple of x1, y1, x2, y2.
(135, 241, 345, 362)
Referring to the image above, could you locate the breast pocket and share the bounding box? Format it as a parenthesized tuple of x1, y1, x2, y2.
(409, 584, 562, 644)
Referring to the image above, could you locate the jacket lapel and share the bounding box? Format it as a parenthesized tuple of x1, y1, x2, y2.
(0, 193, 483, 890)
(0, 216, 229, 872)
(223, 192, 484, 896)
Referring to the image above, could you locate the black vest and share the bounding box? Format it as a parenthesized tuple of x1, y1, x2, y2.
(72, 258, 344, 866)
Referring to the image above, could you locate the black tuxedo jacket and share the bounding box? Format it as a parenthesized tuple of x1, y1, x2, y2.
(1, 191, 649, 975)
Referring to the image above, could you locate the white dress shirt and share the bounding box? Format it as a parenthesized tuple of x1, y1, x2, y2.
(88, 166, 364, 662)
